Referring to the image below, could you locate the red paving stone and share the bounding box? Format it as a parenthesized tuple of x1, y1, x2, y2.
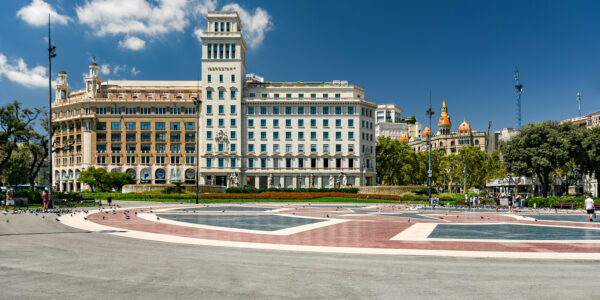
(85, 205, 600, 253)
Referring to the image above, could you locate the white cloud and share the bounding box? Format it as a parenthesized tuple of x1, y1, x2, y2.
(100, 64, 111, 75)
(0, 53, 52, 88)
(221, 4, 273, 48)
(131, 66, 140, 76)
(76, 0, 189, 37)
(118, 36, 146, 51)
(17, 0, 71, 27)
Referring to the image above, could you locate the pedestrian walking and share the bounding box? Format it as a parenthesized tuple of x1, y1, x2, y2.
(585, 194, 595, 222)
(4, 188, 15, 212)
(42, 188, 50, 212)
(495, 194, 500, 212)
(507, 194, 514, 213)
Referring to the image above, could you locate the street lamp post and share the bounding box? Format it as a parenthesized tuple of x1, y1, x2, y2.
(426, 95, 435, 206)
(463, 159, 468, 195)
(193, 95, 202, 204)
(47, 15, 56, 207)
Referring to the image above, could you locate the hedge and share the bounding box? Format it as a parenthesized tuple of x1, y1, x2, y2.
(525, 196, 598, 209)
(224, 187, 359, 194)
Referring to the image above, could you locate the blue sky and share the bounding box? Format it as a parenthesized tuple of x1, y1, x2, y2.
(1, 0, 599, 132)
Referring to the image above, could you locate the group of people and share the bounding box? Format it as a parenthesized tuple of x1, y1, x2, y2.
(464, 194, 482, 208)
(3, 188, 51, 212)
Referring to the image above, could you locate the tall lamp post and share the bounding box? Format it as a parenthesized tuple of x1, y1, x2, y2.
(47, 16, 56, 207)
(193, 94, 202, 204)
(426, 95, 435, 206)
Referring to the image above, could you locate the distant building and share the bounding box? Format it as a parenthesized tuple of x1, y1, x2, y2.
(408, 100, 499, 155)
(375, 104, 422, 140)
(564, 111, 600, 129)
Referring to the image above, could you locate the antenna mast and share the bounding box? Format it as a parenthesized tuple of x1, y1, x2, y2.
(514, 68, 523, 128)
(577, 92, 582, 117)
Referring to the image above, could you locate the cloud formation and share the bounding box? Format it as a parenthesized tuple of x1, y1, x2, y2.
(17, 0, 71, 27)
(99, 63, 141, 77)
(118, 36, 146, 51)
(0, 53, 51, 88)
(221, 4, 273, 48)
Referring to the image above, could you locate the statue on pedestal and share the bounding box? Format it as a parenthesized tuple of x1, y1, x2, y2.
(342, 173, 347, 187)
(268, 174, 273, 188)
(329, 175, 334, 188)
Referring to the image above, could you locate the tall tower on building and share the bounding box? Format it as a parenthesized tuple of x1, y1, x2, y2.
(200, 11, 247, 185)
(437, 100, 451, 135)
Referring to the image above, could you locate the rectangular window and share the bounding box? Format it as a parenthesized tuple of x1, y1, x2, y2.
(261, 158, 267, 168)
(231, 144, 236, 151)
(219, 90, 224, 100)
(298, 158, 304, 168)
(335, 93, 341, 98)
(206, 158, 212, 168)
(126, 122, 136, 131)
(249, 132, 254, 139)
(286, 93, 292, 99)
(225, 44, 230, 59)
(249, 93, 255, 98)
(286, 132, 292, 139)
(231, 74, 235, 82)
(336, 132, 342, 139)
(170, 133, 180, 142)
(230, 105, 236, 114)
(218, 105, 224, 114)
(248, 119, 254, 127)
(185, 144, 195, 152)
(349, 158, 354, 168)
(206, 119, 212, 127)
(230, 131, 235, 139)
(218, 119, 224, 127)
(348, 106, 354, 114)
(310, 132, 316, 139)
(207, 74, 211, 82)
(207, 90, 212, 99)
(218, 144, 224, 152)
(156, 144, 165, 152)
(96, 145, 106, 152)
(298, 107, 304, 114)
(230, 90, 236, 99)
(230, 158, 236, 167)
(310, 107, 317, 115)
(323, 93, 328, 99)
(298, 132, 304, 139)
(170, 122, 180, 131)
(207, 105, 213, 114)
(336, 144, 342, 152)
(156, 107, 166, 114)
(348, 132, 354, 139)
(285, 107, 292, 115)
(219, 44, 223, 59)
(273, 132, 279, 139)
(125, 107, 136, 114)
(348, 144, 355, 152)
(310, 119, 316, 127)
(310, 144, 317, 152)
(335, 119, 342, 127)
(126, 133, 136, 142)
(185, 133, 195, 142)
(186, 156, 195, 164)
(323, 107, 329, 114)
(323, 119, 329, 127)
(298, 93, 304, 99)
(207, 131, 213, 139)
(274, 93, 280, 99)
(298, 144, 304, 152)
(262, 93, 268, 99)
(273, 119, 279, 127)
(286, 144, 292, 152)
(273, 144, 280, 152)
(286, 158, 292, 168)
(111, 133, 121, 142)
(111, 122, 121, 131)
(207, 144, 212, 152)
(185, 122, 195, 131)
(248, 107, 255, 114)
(348, 119, 354, 127)
(260, 144, 267, 152)
(171, 144, 180, 153)
(170, 107, 181, 115)
(311, 93, 316, 99)
(335, 106, 342, 114)
(155, 133, 166, 142)
(260, 106, 267, 114)
(96, 122, 106, 130)
(248, 158, 254, 168)
(141, 144, 151, 152)
(323, 158, 329, 168)
(323, 132, 329, 139)
(231, 119, 236, 126)
(285, 119, 292, 127)
(260, 119, 267, 127)
(298, 119, 304, 127)
(273, 107, 280, 114)
(231, 44, 235, 58)
(155, 122, 166, 131)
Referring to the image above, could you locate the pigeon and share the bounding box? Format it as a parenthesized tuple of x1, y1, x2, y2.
(535, 219, 538, 222)
(6, 219, 9, 223)
(84, 217, 87, 221)
(102, 216, 105, 220)
(408, 218, 411, 223)
(439, 217, 444, 219)
(55, 218, 60, 222)
(326, 214, 330, 218)
(156, 216, 160, 221)
(457, 215, 459, 219)
(125, 215, 130, 220)
(42, 215, 45, 219)
(134, 212, 138, 215)
(481, 216, 484, 219)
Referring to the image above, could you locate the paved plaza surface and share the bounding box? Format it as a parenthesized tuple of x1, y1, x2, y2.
(1, 201, 600, 299)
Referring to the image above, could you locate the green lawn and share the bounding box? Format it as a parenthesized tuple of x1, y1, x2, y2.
(109, 197, 402, 204)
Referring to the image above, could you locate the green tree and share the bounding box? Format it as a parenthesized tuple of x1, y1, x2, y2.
(2, 147, 30, 186)
(0, 101, 41, 172)
(80, 167, 108, 192)
(105, 172, 136, 191)
(501, 121, 574, 196)
(459, 145, 490, 190)
(582, 126, 600, 196)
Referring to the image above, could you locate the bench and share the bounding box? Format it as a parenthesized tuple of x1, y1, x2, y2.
(552, 202, 575, 209)
(594, 203, 600, 209)
(79, 198, 96, 204)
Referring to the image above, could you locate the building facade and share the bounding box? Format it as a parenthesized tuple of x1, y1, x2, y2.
(408, 101, 499, 155)
(375, 104, 421, 140)
(51, 11, 377, 192)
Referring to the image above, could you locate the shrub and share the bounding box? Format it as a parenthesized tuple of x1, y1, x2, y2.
(14, 190, 42, 204)
(225, 187, 359, 194)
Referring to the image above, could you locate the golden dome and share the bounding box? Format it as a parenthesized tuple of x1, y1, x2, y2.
(422, 126, 432, 137)
(438, 100, 452, 127)
(458, 119, 471, 133)
(399, 132, 409, 142)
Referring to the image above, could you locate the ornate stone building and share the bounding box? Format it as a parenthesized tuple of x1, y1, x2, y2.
(50, 11, 377, 191)
(408, 101, 499, 155)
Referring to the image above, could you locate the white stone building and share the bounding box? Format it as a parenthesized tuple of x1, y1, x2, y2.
(50, 11, 377, 191)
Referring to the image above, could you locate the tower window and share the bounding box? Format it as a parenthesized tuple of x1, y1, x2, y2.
(225, 44, 230, 59)
(226, 22, 230, 32)
(219, 44, 223, 59)
(214, 22, 218, 32)
(207, 44, 212, 59)
(220, 22, 224, 32)
(231, 44, 236, 59)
